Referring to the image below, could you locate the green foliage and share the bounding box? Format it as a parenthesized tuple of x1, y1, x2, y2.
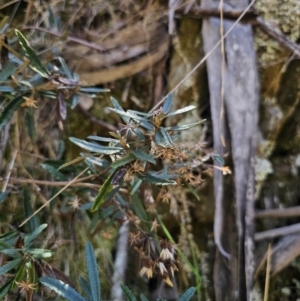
(0, 30, 109, 137)
(70, 94, 205, 213)
(40, 242, 196, 301)
(0, 224, 53, 297)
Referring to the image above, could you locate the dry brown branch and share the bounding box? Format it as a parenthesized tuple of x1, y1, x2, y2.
(7, 177, 100, 189)
(255, 223, 300, 241)
(256, 206, 300, 218)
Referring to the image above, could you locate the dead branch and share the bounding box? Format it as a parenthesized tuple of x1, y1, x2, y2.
(255, 223, 300, 241)
(256, 206, 300, 219)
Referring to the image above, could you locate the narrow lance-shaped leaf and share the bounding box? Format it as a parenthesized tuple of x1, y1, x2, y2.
(79, 276, 93, 301)
(179, 287, 196, 301)
(58, 57, 72, 79)
(121, 284, 137, 301)
(70, 137, 123, 155)
(131, 149, 156, 164)
(0, 95, 25, 131)
(137, 173, 177, 186)
(166, 105, 196, 117)
(111, 154, 135, 169)
(110, 97, 130, 124)
(85, 242, 101, 301)
(0, 257, 22, 276)
(162, 93, 173, 114)
(91, 170, 117, 212)
(159, 127, 173, 146)
(0, 61, 15, 82)
(24, 224, 47, 248)
(23, 188, 39, 233)
(88, 135, 119, 143)
(39, 277, 88, 301)
(15, 29, 50, 78)
(0, 192, 8, 204)
(0, 279, 13, 299)
(132, 195, 148, 222)
(25, 108, 35, 141)
(165, 120, 205, 131)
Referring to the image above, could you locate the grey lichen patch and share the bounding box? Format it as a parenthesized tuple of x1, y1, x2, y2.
(254, 0, 300, 66)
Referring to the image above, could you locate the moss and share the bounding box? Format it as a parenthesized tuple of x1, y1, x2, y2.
(255, 0, 300, 66)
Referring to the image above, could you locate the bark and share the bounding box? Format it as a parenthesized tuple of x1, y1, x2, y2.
(202, 1, 259, 300)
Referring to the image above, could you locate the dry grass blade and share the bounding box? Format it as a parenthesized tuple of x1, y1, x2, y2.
(263, 244, 272, 301)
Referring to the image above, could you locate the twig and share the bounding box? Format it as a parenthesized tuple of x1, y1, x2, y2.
(263, 244, 271, 301)
(150, 0, 256, 113)
(19, 167, 89, 228)
(256, 206, 300, 218)
(255, 223, 300, 241)
(77, 104, 118, 132)
(7, 177, 99, 189)
(2, 150, 17, 192)
(21, 26, 106, 52)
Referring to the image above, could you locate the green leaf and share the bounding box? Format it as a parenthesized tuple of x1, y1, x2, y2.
(0, 86, 15, 92)
(70, 137, 122, 155)
(131, 149, 156, 164)
(0, 248, 22, 258)
(138, 120, 155, 131)
(0, 257, 22, 276)
(91, 171, 116, 212)
(27, 248, 54, 259)
(130, 178, 142, 195)
(40, 277, 88, 301)
(24, 224, 47, 248)
(211, 154, 224, 166)
(108, 108, 145, 122)
(159, 127, 173, 146)
(0, 192, 8, 204)
(140, 294, 149, 301)
(111, 154, 135, 169)
(179, 287, 196, 301)
(84, 157, 110, 168)
(0, 231, 19, 243)
(110, 97, 130, 124)
(23, 188, 39, 233)
(0, 279, 13, 299)
(85, 242, 101, 301)
(25, 108, 35, 141)
(166, 105, 196, 117)
(58, 57, 72, 79)
(71, 94, 80, 109)
(121, 284, 137, 301)
(127, 110, 151, 117)
(80, 87, 110, 93)
(162, 93, 173, 114)
(138, 173, 177, 186)
(0, 95, 25, 131)
(15, 29, 50, 78)
(88, 136, 119, 143)
(133, 128, 145, 140)
(132, 195, 148, 222)
(79, 276, 93, 301)
(0, 61, 15, 81)
(41, 163, 67, 181)
(165, 120, 205, 131)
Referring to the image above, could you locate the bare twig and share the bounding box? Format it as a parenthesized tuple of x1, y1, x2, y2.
(19, 167, 89, 228)
(255, 223, 300, 241)
(263, 244, 272, 301)
(77, 104, 118, 132)
(7, 177, 99, 189)
(2, 150, 17, 192)
(21, 26, 106, 52)
(256, 206, 300, 218)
